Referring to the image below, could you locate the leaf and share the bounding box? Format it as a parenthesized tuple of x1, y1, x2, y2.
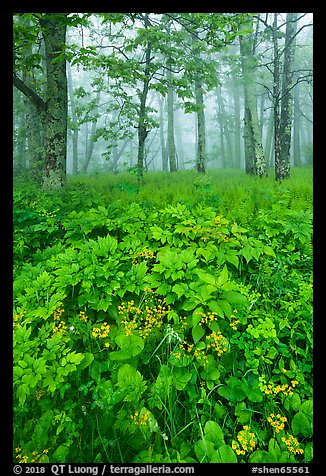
(242, 246, 253, 263)
(200, 284, 215, 300)
(52, 445, 70, 462)
(249, 450, 270, 463)
(66, 351, 84, 365)
(226, 253, 239, 268)
(207, 301, 224, 316)
(221, 290, 248, 306)
(197, 270, 216, 285)
(150, 226, 163, 241)
(263, 245, 276, 257)
(291, 411, 312, 437)
(183, 299, 198, 311)
(194, 439, 216, 463)
(204, 421, 225, 446)
(268, 438, 281, 457)
(242, 377, 264, 402)
(215, 299, 232, 317)
(301, 399, 313, 417)
(211, 444, 237, 463)
(172, 283, 187, 298)
(305, 442, 313, 462)
(217, 377, 246, 403)
(172, 368, 193, 390)
(16, 384, 28, 405)
(78, 352, 94, 370)
(192, 325, 205, 344)
(116, 364, 146, 401)
(115, 334, 144, 357)
(216, 265, 229, 287)
(235, 402, 251, 424)
(205, 367, 220, 381)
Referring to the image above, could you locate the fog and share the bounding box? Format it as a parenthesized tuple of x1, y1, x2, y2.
(13, 13, 313, 182)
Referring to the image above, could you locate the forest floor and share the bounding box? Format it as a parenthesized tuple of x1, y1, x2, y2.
(13, 167, 313, 464)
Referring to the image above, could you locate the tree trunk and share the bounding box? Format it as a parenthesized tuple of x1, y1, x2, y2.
(242, 107, 255, 174)
(137, 14, 151, 181)
(264, 107, 274, 169)
(279, 13, 298, 179)
(39, 14, 68, 189)
(272, 14, 282, 181)
(157, 93, 168, 171)
(232, 77, 242, 168)
(239, 20, 267, 177)
(216, 86, 233, 168)
(195, 75, 206, 173)
(174, 108, 185, 170)
(167, 82, 177, 172)
(80, 112, 98, 173)
(292, 81, 301, 167)
(35, 15, 68, 188)
(67, 62, 79, 174)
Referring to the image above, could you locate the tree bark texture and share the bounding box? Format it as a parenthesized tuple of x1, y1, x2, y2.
(157, 93, 168, 171)
(232, 78, 242, 168)
(67, 62, 78, 174)
(279, 12, 298, 179)
(195, 75, 206, 173)
(272, 14, 282, 181)
(39, 14, 68, 189)
(239, 20, 267, 177)
(167, 83, 177, 172)
(137, 14, 151, 181)
(216, 86, 233, 168)
(292, 81, 301, 167)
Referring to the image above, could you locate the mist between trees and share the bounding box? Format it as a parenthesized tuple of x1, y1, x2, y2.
(13, 13, 313, 188)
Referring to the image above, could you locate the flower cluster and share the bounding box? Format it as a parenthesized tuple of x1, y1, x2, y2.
(122, 318, 139, 337)
(92, 322, 111, 348)
(118, 300, 142, 317)
(132, 249, 156, 265)
(118, 298, 170, 339)
(36, 389, 45, 400)
(78, 310, 88, 323)
(214, 215, 223, 226)
(130, 409, 151, 426)
(232, 425, 257, 456)
(13, 310, 25, 329)
(193, 347, 209, 366)
(179, 340, 194, 354)
(267, 413, 287, 433)
(198, 311, 218, 326)
(281, 434, 304, 455)
(230, 310, 241, 330)
(139, 302, 167, 338)
(174, 340, 210, 366)
(206, 331, 228, 357)
(53, 321, 67, 335)
(15, 447, 48, 463)
(52, 307, 67, 335)
(53, 307, 64, 321)
(259, 377, 299, 397)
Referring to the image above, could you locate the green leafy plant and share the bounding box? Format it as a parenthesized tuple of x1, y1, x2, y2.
(13, 168, 313, 463)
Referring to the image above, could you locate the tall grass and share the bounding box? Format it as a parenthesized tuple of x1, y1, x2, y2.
(66, 167, 312, 219)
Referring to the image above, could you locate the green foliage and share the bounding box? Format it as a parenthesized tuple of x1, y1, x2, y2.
(13, 168, 312, 463)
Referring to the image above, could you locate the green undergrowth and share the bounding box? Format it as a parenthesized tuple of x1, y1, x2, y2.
(13, 167, 313, 463)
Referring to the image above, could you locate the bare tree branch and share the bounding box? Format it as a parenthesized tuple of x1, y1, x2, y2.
(13, 74, 47, 112)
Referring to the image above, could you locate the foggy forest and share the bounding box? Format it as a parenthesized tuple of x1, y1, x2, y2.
(13, 13, 313, 467)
